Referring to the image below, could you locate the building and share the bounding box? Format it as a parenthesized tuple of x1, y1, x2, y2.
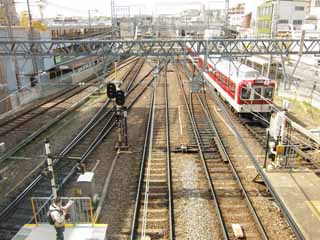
(228, 3, 246, 26)
(0, 0, 19, 26)
(302, 0, 320, 31)
(257, 0, 307, 36)
(306, 0, 312, 13)
(310, 0, 320, 14)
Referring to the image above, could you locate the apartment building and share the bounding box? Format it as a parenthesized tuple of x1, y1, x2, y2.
(257, 0, 307, 36)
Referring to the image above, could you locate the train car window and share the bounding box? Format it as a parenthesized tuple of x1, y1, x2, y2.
(225, 78, 229, 87)
(241, 87, 251, 99)
(218, 73, 224, 84)
(263, 88, 273, 99)
(231, 82, 235, 93)
(245, 71, 259, 78)
(254, 88, 262, 99)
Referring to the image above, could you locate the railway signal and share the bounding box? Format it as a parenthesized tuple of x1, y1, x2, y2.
(115, 90, 125, 106)
(107, 82, 117, 99)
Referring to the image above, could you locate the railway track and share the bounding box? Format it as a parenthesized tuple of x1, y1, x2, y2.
(130, 61, 173, 240)
(211, 86, 320, 171)
(0, 57, 138, 160)
(0, 58, 154, 240)
(0, 56, 136, 134)
(176, 64, 268, 239)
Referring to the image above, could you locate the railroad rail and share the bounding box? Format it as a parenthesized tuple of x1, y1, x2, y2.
(130, 61, 173, 239)
(203, 85, 305, 239)
(177, 65, 268, 239)
(0, 56, 136, 134)
(208, 82, 320, 171)
(0, 57, 139, 165)
(0, 58, 155, 240)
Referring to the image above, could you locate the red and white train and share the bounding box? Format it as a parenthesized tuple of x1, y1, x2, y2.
(187, 45, 276, 116)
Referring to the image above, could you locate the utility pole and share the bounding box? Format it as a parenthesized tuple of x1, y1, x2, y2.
(225, 0, 229, 27)
(26, 0, 39, 86)
(267, 0, 279, 78)
(88, 9, 98, 31)
(225, 0, 229, 36)
(111, 0, 117, 38)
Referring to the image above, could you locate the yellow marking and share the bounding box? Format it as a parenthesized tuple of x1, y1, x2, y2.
(24, 224, 37, 227)
(30, 198, 38, 226)
(276, 145, 285, 155)
(64, 224, 75, 228)
(89, 198, 95, 226)
(306, 201, 320, 221)
(93, 224, 108, 227)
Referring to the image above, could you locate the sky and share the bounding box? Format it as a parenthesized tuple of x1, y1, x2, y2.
(15, 0, 263, 18)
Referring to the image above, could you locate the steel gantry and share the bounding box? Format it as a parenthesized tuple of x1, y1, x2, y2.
(0, 38, 319, 57)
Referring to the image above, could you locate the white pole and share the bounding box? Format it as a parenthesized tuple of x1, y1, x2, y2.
(45, 139, 57, 198)
(280, 111, 286, 145)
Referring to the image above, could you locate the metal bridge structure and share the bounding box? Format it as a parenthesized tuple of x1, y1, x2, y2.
(0, 38, 319, 57)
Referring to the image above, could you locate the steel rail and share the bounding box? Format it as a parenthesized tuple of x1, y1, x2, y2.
(164, 63, 175, 239)
(206, 82, 305, 240)
(174, 63, 229, 239)
(0, 61, 156, 240)
(0, 57, 139, 164)
(0, 58, 149, 220)
(130, 79, 155, 240)
(197, 93, 269, 240)
(190, 92, 229, 239)
(0, 56, 137, 130)
(32, 64, 157, 225)
(130, 62, 167, 240)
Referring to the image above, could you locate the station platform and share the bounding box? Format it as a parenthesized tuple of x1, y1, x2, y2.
(265, 170, 320, 240)
(12, 224, 108, 240)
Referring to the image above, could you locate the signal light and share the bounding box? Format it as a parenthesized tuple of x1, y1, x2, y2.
(107, 83, 116, 99)
(115, 90, 125, 106)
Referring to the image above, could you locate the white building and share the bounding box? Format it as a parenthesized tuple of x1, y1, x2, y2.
(228, 3, 246, 26)
(277, 0, 307, 32)
(308, 0, 320, 30)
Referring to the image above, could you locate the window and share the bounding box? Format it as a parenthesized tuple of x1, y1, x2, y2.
(254, 88, 262, 100)
(263, 88, 273, 100)
(295, 6, 304, 11)
(241, 87, 251, 100)
(245, 71, 259, 79)
(230, 82, 235, 93)
(218, 73, 224, 84)
(279, 19, 288, 24)
(293, 20, 303, 25)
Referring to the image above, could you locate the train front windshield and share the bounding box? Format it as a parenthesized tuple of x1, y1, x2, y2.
(240, 86, 274, 101)
(263, 87, 273, 100)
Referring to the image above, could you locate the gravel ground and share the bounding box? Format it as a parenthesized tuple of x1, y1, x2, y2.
(58, 63, 154, 240)
(0, 63, 133, 205)
(168, 69, 220, 240)
(204, 91, 296, 240)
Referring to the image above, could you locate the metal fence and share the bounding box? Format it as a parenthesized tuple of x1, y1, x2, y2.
(31, 197, 94, 226)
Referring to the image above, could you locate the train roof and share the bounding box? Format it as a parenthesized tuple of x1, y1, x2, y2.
(201, 55, 261, 83)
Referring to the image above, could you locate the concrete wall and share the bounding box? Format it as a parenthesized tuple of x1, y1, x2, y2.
(277, 57, 320, 109)
(278, 82, 320, 109)
(0, 27, 55, 93)
(0, 62, 104, 118)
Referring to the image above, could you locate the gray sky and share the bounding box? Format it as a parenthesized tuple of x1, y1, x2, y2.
(15, 0, 263, 18)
